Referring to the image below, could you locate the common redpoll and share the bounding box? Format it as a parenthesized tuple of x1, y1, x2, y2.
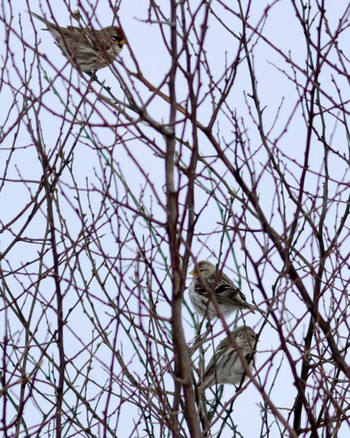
(30, 12, 127, 72)
(188, 260, 255, 320)
(200, 326, 257, 389)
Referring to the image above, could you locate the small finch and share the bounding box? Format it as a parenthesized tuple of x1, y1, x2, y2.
(200, 326, 257, 389)
(188, 260, 255, 320)
(29, 11, 127, 72)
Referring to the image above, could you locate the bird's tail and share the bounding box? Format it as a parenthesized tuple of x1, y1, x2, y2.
(28, 11, 57, 30)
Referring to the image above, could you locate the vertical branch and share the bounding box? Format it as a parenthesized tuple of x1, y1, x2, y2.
(166, 1, 201, 436)
(33, 129, 65, 438)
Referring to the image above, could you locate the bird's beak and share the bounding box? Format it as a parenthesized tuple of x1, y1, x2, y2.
(120, 39, 127, 45)
(190, 269, 197, 277)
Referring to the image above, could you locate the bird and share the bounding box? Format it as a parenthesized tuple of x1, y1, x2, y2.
(188, 260, 255, 320)
(29, 11, 127, 72)
(200, 326, 257, 389)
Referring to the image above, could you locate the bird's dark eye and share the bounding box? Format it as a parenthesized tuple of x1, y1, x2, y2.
(112, 35, 121, 42)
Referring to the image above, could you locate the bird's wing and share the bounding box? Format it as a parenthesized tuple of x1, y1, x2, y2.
(214, 276, 248, 306)
(194, 270, 253, 309)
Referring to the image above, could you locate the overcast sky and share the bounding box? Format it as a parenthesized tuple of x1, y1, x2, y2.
(1, 1, 350, 437)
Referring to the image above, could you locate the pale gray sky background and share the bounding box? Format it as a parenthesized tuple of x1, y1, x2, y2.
(1, 1, 350, 437)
